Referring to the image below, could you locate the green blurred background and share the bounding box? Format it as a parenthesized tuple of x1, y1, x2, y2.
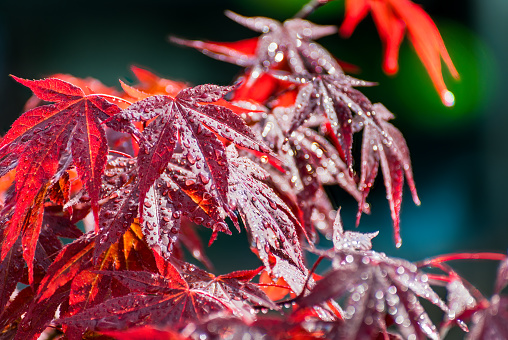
(1, 1, 507, 337)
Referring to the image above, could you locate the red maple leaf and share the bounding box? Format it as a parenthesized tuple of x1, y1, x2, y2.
(357, 103, 420, 247)
(172, 11, 350, 104)
(233, 100, 363, 240)
(226, 145, 308, 295)
(268, 72, 417, 245)
(340, 0, 459, 106)
(0, 76, 121, 283)
(127, 65, 188, 98)
(0, 236, 23, 312)
(300, 219, 449, 339)
(58, 261, 274, 332)
(112, 84, 274, 226)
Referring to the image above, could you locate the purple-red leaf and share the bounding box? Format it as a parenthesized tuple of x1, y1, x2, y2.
(467, 295, 508, 340)
(358, 103, 420, 247)
(114, 85, 273, 222)
(274, 72, 375, 170)
(226, 145, 307, 295)
(58, 268, 231, 331)
(302, 247, 448, 339)
(174, 12, 340, 76)
(0, 236, 23, 312)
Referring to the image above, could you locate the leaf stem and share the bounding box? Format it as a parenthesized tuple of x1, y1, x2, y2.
(425, 262, 488, 306)
(108, 150, 133, 158)
(88, 93, 133, 105)
(294, 0, 331, 19)
(416, 252, 507, 267)
(276, 255, 325, 307)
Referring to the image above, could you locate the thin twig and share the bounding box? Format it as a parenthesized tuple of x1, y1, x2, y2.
(276, 255, 325, 306)
(294, 0, 331, 19)
(416, 252, 506, 268)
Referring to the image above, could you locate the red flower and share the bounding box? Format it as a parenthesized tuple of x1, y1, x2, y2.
(340, 0, 459, 106)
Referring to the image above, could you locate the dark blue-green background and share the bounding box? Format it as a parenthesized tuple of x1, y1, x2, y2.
(1, 1, 507, 337)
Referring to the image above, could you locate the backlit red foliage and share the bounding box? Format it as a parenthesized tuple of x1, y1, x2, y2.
(0, 1, 505, 339)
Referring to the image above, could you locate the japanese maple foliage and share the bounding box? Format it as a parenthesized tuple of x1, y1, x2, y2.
(0, 1, 505, 340)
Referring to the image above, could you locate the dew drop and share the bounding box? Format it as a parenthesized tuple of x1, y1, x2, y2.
(186, 153, 196, 165)
(268, 200, 277, 209)
(198, 172, 210, 184)
(442, 90, 455, 107)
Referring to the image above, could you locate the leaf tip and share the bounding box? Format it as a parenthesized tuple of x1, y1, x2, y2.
(9, 74, 26, 85)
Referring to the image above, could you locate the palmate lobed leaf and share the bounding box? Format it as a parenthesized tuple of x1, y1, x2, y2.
(272, 72, 376, 171)
(357, 103, 420, 247)
(94, 155, 229, 262)
(300, 219, 448, 340)
(226, 145, 307, 293)
(12, 223, 157, 340)
(271, 71, 418, 245)
(112, 84, 274, 227)
(237, 100, 361, 240)
(0, 76, 121, 283)
(58, 261, 274, 333)
(172, 11, 343, 104)
(300, 251, 448, 339)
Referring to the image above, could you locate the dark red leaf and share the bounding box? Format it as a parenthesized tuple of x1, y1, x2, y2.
(238, 102, 362, 239)
(226, 145, 307, 295)
(58, 269, 230, 331)
(0, 237, 23, 312)
(113, 84, 273, 223)
(301, 246, 448, 340)
(0, 76, 121, 283)
(100, 326, 185, 340)
(172, 12, 343, 104)
(272, 72, 375, 171)
(357, 103, 420, 247)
